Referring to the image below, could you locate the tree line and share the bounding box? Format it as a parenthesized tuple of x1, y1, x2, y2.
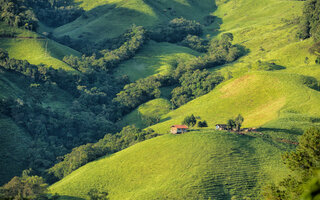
(48, 126, 159, 181)
(62, 25, 147, 72)
(114, 32, 242, 113)
(297, 0, 320, 63)
(0, 0, 83, 30)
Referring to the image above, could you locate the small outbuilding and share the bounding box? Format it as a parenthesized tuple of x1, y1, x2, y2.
(216, 124, 227, 130)
(171, 125, 189, 134)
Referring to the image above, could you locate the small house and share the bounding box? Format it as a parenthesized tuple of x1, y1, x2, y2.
(171, 125, 189, 134)
(216, 124, 227, 130)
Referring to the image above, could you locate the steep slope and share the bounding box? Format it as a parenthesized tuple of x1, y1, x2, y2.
(0, 23, 80, 71)
(150, 72, 320, 135)
(53, 0, 215, 41)
(50, 131, 292, 200)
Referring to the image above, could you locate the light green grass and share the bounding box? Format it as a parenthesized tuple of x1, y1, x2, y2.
(0, 38, 80, 71)
(53, 0, 215, 41)
(115, 41, 200, 81)
(50, 131, 292, 200)
(118, 98, 171, 128)
(149, 72, 320, 135)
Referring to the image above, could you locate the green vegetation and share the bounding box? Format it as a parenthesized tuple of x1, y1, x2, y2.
(53, 0, 215, 42)
(49, 131, 293, 199)
(1, 0, 320, 199)
(118, 98, 171, 128)
(48, 126, 158, 180)
(264, 127, 320, 199)
(182, 114, 197, 127)
(149, 72, 320, 135)
(0, 169, 49, 200)
(115, 41, 200, 81)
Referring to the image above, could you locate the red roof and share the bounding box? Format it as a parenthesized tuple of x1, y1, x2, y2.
(171, 125, 189, 129)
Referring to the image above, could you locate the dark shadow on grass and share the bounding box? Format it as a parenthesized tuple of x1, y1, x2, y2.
(258, 127, 302, 135)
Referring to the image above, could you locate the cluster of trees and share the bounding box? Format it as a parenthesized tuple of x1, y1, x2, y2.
(182, 114, 197, 127)
(263, 127, 320, 199)
(63, 25, 147, 72)
(31, 0, 83, 27)
(182, 114, 208, 128)
(226, 114, 244, 131)
(0, 0, 38, 30)
(151, 17, 203, 43)
(174, 33, 242, 78)
(0, 169, 55, 200)
(113, 33, 241, 114)
(0, 49, 127, 181)
(48, 126, 158, 180)
(171, 69, 224, 107)
(181, 35, 209, 53)
(297, 0, 320, 41)
(113, 76, 161, 114)
(297, 0, 320, 63)
(0, 0, 83, 30)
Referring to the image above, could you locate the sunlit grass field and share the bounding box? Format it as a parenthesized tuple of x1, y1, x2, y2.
(115, 41, 200, 81)
(50, 131, 293, 200)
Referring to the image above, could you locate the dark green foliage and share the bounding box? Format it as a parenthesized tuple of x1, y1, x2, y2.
(113, 76, 161, 113)
(0, 0, 38, 30)
(0, 169, 49, 200)
(197, 120, 208, 128)
(48, 126, 158, 180)
(297, 0, 320, 41)
(151, 17, 203, 43)
(302, 171, 320, 200)
(87, 189, 109, 200)
(0, 49, 126, 182)
(171, 69, 224, 107)
(226, 114, 243, 131)
(182, 114, 197, 127)
(63, 25, 147, 71)
(227, 119, 236, 130)
(235, 114, 244, 131)
(264, 127, 320, 199)
(181, 35, 208, 53)
(174, 33, 242, 78)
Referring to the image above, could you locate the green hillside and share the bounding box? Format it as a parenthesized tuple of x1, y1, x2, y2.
(115, 41, 200, 81)
(53, 0, 215, 41)
(0, 23, 80, 71)
(150, 72, 320, 135)
(121, 0, 320, 137)
(118, 98, 171, 128)
(50, 131, 292, 200)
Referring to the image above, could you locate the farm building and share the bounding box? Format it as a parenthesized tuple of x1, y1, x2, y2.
(216, 124, 227, 130)
(171, 125, 189, 134)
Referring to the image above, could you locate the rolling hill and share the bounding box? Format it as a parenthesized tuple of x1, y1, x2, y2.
(53, 0, 216, 42)
(0, 23, 80, 71)
(49, 131, 293, 200)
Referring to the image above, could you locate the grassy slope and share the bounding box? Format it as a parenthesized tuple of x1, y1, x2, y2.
(115, 41, 200, 81)
(50, 131, 292, 200)
(118, 98, 171, 129)
(53, 0, 215, 41)
(0, 23, 80, 71)
(150, 72, 320, 134)
(142, 0, 320, 135)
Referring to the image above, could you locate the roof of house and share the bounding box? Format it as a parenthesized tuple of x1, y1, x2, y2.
(171, 125, 189, 129)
